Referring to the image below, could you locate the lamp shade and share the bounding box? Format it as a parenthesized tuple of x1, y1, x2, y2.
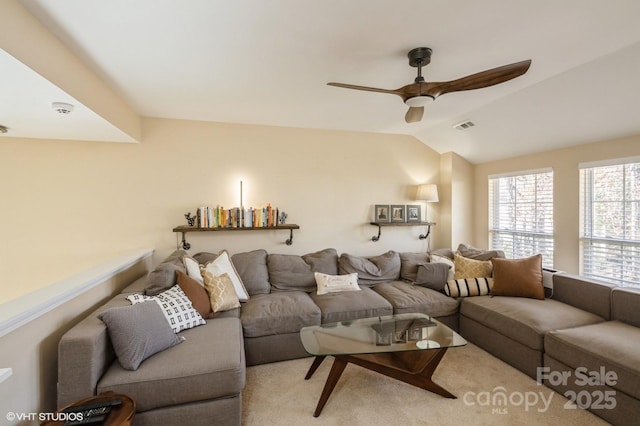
(415, 184, 439, 202)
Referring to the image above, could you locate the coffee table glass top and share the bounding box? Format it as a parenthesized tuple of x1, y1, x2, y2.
(300, 313, 466, 356)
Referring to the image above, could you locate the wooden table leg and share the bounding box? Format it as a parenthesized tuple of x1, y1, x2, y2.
(304, 356, 326, 380)
(313, 357, 348, 417)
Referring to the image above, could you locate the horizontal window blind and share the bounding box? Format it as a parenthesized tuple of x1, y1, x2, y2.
(580, 161, 640, 288)
(489, 170, 554, 268)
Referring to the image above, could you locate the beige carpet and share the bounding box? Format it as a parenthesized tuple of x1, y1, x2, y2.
(242, 343, 610, 425)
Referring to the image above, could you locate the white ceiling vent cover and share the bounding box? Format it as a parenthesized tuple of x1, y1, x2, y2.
(453, 120, 475, 130)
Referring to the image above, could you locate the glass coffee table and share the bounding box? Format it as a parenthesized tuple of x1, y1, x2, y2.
(300, 313, 467, 417)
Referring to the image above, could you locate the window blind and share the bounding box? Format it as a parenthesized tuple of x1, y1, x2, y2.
(489, 170, 554, 268)
(580, 161, 640, 287)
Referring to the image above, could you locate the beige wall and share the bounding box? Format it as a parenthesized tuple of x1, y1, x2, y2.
(438, 152, 475, 249)
(0, 118, 441, 303)
(474, 134, 640, 273)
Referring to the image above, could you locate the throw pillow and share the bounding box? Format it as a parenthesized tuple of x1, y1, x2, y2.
(98, 301, 184, 370)
(182, 255, 204, 284)
(414, 263, 451, 291)
(445, 277, 494, 298)
(453, 253, 492, 280)
(200, 250, 249, 301)
(491, 254, 544, 299)
(430, 254, 455, 281)
(314, 272, 360, 295)
(127, 285, 206, 333)
(176, 270, 213, 319)
(202, 271, 241, 313)
(399, 252, 431, 282)
(231, 249, 270, 295)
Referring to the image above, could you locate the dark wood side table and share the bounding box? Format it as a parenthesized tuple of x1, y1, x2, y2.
(42, 392, 135, 426)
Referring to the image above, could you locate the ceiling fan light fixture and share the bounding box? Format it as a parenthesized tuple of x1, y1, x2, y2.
(405, 95, 434, 107)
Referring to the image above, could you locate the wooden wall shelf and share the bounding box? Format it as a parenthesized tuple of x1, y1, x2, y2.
(173, 225, 300, 249)
(369, 222, 435, 242)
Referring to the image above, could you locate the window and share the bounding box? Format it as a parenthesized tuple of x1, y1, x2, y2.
(580, 159, 640, 288)
(489, 169, 554, 268)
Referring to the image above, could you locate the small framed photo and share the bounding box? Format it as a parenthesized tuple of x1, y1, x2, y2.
(390, 205, 406, 222)
(406, 205, 421, 222)
(374, 205, 390, 222)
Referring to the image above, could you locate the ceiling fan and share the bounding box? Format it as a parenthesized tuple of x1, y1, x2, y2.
(328, 47, 531, 123)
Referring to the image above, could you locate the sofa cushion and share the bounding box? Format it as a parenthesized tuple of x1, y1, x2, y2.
(310, 287, 393, 323)
(457, 243, 505, 261)
(611, 287, 640, 327)
(231, 249, 270, 295)
(490, 254, 544, 300)
(97, 317, 245, 413)
(145, 250, 188, 296)
(460, 296, 605, 351)
(373, 281, 459, 317)
(545, 321, 640, 400)
(240, 292, 321, 338)
(192, 251, 218, 265)
(98, 301, 184, 371)
(338, 251, 401, 287)
(399, 252, 430, 282)
(268, 248, 338, 292)
(552, 274, 616, 320)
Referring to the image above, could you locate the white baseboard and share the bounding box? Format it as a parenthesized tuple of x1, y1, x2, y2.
(0, 248, 154, 338)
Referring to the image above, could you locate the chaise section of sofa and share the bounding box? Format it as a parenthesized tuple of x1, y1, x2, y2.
(543, 286, 640, 425)
(459, 273, 615, 378)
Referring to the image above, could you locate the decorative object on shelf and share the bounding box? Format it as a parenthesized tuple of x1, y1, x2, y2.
(184, 212, 196, 227)
(415, 183, 439, 222)
(390, 205, 406, 223)
(278, 211, 288, 225)
(374, 204, 390, 222)
(406, 205, 421, 222)
(369, 221, 435, 242)
(173, 224, 300, 249)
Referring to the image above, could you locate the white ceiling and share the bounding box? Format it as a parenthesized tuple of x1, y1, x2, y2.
(4, 0, 640, 163)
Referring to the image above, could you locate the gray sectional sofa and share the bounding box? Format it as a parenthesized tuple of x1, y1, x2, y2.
(57, 246, 640, 426)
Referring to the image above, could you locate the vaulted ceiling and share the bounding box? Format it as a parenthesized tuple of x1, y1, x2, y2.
(3, 0, 640, 163)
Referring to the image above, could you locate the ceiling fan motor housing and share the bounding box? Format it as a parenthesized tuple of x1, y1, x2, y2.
(408, 47, 432, 68)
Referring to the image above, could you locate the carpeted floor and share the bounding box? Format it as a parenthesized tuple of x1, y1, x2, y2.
(242, 343, 610, 425)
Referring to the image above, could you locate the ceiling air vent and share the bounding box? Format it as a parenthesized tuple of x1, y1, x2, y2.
(452, 120, 475, 130)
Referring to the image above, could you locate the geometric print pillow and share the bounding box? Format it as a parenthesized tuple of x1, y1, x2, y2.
(127, 285, 205, 333)
(453, 253, 493, 280)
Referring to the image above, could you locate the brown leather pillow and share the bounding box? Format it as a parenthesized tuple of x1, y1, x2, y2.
(177, 270, 213, 318)
(490, 254, 544, 300)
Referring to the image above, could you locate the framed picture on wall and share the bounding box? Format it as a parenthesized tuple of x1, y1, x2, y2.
(391, 205, 406, 222)
(406, 205, 421, 222)
(374, 205, 390, 222)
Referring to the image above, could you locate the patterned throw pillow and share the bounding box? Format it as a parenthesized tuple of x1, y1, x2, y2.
(314, 272, 361, 295)
(445, 277, 494, 297)
(453, 253, 492, 279)
(202, 271, 241, 313)
(127, 285, 206, 333)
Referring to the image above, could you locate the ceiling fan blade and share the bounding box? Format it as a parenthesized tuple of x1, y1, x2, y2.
(405, 106, 424, 123)
(327, 82, 401, 96)
(424, 60, 531, 98)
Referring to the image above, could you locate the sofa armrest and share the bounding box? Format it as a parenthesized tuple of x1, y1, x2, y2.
(57, 297, 129, 407)
(552, 273, 616, 320)
(612, 286, 640, 327)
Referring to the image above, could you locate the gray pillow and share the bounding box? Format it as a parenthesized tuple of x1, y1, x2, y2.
(268, 248, 338, 292)
(145, 249, 188, 296)
(98, 301, 184, 370)
(457, 243, 505, 261)
(399, 252, 430, 282)
(414, 263, 451, 291)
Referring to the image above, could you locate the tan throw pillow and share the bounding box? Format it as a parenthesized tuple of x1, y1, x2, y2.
(202, 271, 241, 313)
(453, 253, 492, 279)
(491, 254, 544, 300)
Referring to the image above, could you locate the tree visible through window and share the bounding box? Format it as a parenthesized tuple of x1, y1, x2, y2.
(580, 160, 640, 288)
(489, 170, 554, 268)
